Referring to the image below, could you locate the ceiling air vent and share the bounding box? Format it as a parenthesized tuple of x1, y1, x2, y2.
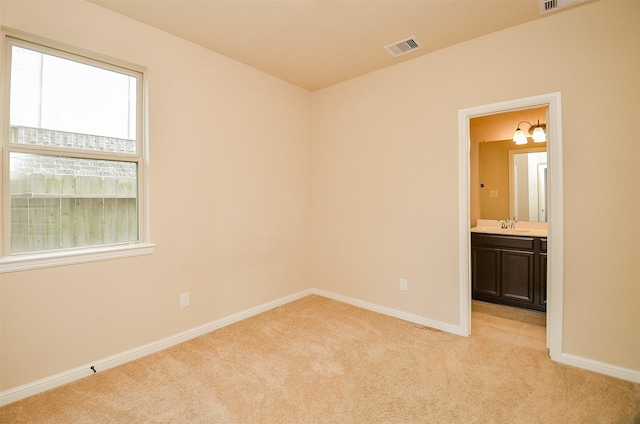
(384, 36, 422, 58)
(539, 0, 586, 14)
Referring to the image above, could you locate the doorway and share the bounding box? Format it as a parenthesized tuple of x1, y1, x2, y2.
(457, 93, 564, 360)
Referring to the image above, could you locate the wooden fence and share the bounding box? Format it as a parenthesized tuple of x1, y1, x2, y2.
(10, 172, 138, 253)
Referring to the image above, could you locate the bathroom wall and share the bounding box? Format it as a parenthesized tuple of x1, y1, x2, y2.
(470, 107, 547, 226)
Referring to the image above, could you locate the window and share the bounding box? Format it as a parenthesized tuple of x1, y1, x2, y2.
(1, 32, 154, 272)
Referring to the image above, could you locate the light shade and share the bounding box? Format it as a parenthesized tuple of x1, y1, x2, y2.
(513, 129, 528, 145)
(513, 120, 547, 144)
(532, 125, 546, 142)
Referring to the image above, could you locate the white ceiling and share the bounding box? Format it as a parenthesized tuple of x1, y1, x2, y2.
(90, 0, 572, 92)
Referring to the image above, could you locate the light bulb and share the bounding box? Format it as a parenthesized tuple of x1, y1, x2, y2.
(513, 129, 528, 145)
(532, 126, 546, 142)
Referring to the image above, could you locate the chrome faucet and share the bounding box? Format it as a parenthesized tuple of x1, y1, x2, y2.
(498, 217, 518, 229)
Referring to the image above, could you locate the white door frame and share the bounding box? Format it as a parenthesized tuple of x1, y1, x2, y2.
(457, 92, 564, 360)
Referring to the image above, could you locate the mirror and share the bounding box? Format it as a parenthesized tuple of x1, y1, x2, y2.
(470, 107, 548, 224)
(509, 149, 547, 222)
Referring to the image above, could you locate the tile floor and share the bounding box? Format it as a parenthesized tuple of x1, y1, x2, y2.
(472, 300, 547, 351)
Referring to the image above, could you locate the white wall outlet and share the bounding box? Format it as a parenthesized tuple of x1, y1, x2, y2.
(400, 278, 408, 291)
(180, 292, 190, 308)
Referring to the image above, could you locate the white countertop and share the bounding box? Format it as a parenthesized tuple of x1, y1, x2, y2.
(471, 219, 548, 238)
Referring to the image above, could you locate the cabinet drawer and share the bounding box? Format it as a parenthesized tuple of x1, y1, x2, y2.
(471, 233, 535, 251)
(540, 238, 547, 253)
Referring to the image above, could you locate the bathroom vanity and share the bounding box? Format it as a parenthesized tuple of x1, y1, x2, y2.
(471, 220, 547, 312)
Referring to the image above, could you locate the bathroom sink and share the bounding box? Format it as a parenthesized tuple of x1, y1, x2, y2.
(471, 227, 545, 237)
(472, 219, 548, 237)
(471, 227, 520, 234)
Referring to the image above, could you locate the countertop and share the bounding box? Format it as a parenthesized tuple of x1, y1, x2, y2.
(471, 219, 548, 238)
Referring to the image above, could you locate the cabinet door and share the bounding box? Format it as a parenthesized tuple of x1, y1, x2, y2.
(472, 247, 500, 298)
(501, 249, 535, 304)
(539, 252, 547, 308)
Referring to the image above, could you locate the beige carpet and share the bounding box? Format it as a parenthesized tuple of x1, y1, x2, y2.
(1, 295, 639, 423)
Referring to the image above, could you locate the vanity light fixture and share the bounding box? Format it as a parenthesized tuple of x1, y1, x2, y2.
(513, 120, 547, 144)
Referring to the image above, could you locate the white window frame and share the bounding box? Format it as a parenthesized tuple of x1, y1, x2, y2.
(0, 29, 154, 273)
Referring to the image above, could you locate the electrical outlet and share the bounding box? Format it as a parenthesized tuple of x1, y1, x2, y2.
(400, 279, 408, 291)
(180, 292, 190, 308)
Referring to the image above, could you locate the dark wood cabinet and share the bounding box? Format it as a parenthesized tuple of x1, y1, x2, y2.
(472, 247, 500, 297)
(501, 249, 535, 303)
(539, 238, 547, 309)
(471, 233, 546, 312)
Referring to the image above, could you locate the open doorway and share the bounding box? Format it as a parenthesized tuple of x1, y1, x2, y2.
(457, 93, 564, 361)
(470, 108, 548, 350)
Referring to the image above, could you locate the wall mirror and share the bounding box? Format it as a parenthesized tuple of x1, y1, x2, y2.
(509, 148, 547, 222)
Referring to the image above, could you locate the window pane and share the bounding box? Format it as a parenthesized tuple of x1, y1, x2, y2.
(9, 126, 137, 154)
(9, 152, 138, 254)
(10, 46, 137, 149)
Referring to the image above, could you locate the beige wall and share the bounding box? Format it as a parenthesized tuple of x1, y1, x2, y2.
(1, 0, 639, 394)
(312, 0, 639, 372)
(0, 1, 312, 390)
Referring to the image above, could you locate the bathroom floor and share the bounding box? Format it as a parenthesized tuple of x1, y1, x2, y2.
(472, 300, 547, 351)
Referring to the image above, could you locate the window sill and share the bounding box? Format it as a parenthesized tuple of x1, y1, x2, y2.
(0, 243, 156, 273)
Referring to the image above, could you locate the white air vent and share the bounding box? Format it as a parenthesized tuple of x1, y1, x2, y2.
(539, 0, 585, 14)
(384, 37, 422, 57)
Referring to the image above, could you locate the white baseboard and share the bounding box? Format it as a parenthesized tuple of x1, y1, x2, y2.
(0, 288, 314, 407)
(2, 287, 638, 406)
(312, 288, 464, 336)
(314, 289, 640, 384)
(553, 352, 640, 384)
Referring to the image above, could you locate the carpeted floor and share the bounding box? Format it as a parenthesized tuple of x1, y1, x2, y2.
(1, 295, 639, 423)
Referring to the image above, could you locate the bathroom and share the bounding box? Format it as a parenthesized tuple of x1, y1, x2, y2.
(468, 107, 548, 349)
